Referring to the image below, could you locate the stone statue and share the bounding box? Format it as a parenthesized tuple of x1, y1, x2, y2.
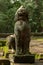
(6, 34, 15, 50)
(14, 6, 31, 55)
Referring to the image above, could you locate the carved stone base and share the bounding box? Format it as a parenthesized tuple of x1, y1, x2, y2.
(14, 54, 35, 63)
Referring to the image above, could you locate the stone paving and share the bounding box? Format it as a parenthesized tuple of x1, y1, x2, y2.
(14, 60, 43, 65)
(30, 39, 43, 54)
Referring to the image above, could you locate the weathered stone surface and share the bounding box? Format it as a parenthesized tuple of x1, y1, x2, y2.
(14, 5, 31, 55)
(12, 59, 43, 65)
(0, 58, 10, 65)
(6, 34, 15, 50)
(14, 54, 35, 63)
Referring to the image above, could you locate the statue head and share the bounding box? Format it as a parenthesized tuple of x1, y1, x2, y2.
(15, 6, 28, 21)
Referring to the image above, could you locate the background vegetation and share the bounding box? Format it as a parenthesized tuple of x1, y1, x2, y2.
(0, 0, 43, 33)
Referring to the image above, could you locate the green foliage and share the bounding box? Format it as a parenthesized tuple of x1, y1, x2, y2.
(0, 0, 43, 33)
(0, 0, 21, 33)
(0, 40, 6, 47)
(25, 0, 43, 32)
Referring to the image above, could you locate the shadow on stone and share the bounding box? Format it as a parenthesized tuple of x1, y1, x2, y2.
(14, 54, 35, 63)
(0, 58, 10, 65)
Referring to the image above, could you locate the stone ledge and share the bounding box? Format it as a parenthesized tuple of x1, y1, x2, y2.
(0, 58, 10, 65)
(14, 54, 35, 63)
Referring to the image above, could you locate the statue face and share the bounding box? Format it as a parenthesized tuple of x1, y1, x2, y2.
(15, 6, 28, 21)
(18, 8, 28, 17)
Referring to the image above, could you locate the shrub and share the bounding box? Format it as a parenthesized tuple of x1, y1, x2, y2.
(0, 40, 6, 47)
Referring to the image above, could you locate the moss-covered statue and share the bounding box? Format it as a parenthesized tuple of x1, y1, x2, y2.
(14, 6, 31, 55)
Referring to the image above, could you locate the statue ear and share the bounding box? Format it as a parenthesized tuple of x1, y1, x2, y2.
(14, 10, 18, 21)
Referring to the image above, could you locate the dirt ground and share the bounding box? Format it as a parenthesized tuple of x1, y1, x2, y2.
(30, 39, 43, 54)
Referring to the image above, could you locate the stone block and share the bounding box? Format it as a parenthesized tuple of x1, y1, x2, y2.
(0, 58, 10, 65)
(14, 54, 35, 63)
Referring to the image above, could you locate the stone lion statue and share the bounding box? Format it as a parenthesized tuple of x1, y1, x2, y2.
(6, 34, 15, 50)
(14, 6, 31, 55)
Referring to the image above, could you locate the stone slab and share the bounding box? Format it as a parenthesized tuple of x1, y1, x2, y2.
(0, 58, 10, 65)
(14, 54, 35, 63)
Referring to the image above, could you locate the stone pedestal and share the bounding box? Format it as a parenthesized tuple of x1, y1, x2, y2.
(0, 58, 10, 65)
(14, 54, 35, 63)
